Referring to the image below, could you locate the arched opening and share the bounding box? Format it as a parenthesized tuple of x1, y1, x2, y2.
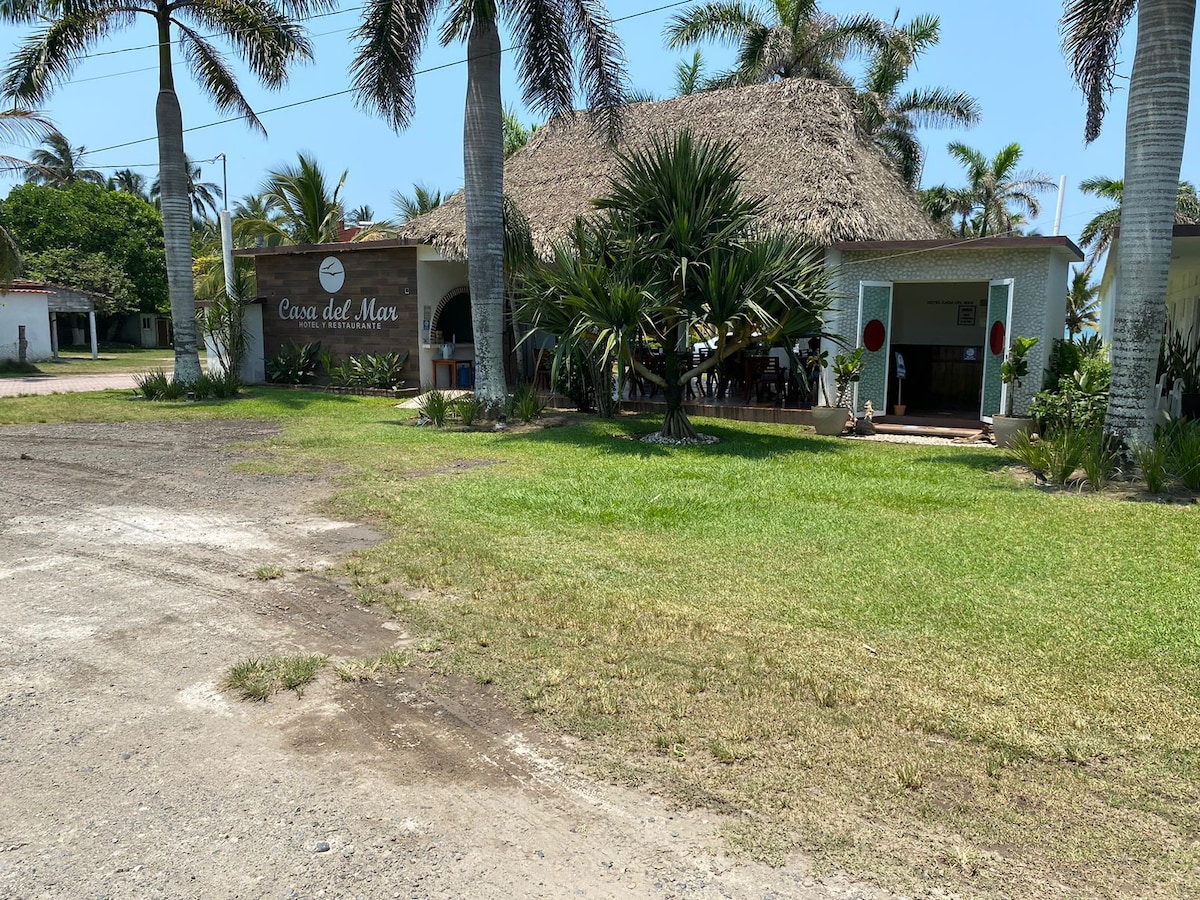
(433, 289, 472, 345)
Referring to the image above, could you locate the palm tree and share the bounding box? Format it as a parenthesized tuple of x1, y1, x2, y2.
(926, 143, 1055, 238)
(108, 168, 149, 200)
(3, 0, 330, 382)
(352, 0, 626, 408)
(1066, 265, 1101, 336)
(1078, 176, 1200, 267)
(23, 133, 104, 187)
(857, 14, 981, 187)
(664, 0, 892, 88)
(518, 130, 833, 439)
(502, 109, 538, 159)
(350, 204, 375, 224)
(1062, 0, 1195, 444)
(393, 183, 444, 224)
(151, 154, 222, 223)
(0, 107, 58, 286)
(238, 153, 347, 246)
(674, 51, 709, 95)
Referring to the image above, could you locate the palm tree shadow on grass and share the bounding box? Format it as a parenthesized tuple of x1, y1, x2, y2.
(915, 451, 1012, 475)
(516, 417, 849, 460)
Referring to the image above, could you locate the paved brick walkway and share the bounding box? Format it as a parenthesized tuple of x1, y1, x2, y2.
(0, 373, 138, 398)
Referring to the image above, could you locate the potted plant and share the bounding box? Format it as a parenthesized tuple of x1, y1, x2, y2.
(811, 347, 862, 435)
(992, 335, 1040, 449)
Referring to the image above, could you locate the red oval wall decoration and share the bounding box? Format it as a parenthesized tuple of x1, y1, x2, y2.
(989, 321, 1006, 356)
(863, 319, 886, 352)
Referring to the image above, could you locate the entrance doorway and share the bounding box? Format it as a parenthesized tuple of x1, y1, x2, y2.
(887, 282, 987, 417)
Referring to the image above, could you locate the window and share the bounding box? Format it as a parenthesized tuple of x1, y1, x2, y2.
(435, 292, 472, 344)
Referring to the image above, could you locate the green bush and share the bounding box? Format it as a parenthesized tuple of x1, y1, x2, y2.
(1161, 417, 1200, 490)
(348, 351, 408, 390)
(510, 382, 546, 423)
(266, 342, 321, 384)
(1132, 439, 1170, 494)
(134, 368, 239, 401)
(1044, 427, 1090, 486)
(134, 368, 184, 400)
(1080, 430, 1121, 491)
(418, 384, 451, 426)
(1031, 353, 1111, 433)
(453, 392, 487, 426)
(1007, 430, 1050, 476)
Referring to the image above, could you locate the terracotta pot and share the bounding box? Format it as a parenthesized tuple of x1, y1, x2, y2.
(992, 415, 1034, 449)
(811, 406, 850, 436)
(892, 404, 907, 417)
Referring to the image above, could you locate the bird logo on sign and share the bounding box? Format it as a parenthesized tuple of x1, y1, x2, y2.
(319, 256, 345, 294)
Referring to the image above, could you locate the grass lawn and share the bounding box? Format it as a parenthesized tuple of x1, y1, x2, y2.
(0, 346, 202, 377)
(3, 388, 1197, 898)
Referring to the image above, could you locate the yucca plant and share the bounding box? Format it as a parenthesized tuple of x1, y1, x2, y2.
(1080, 429, 1121, 491)
(418, 384, 451, 426)
(1044, 427, 1090, 486)
(510, 382, 546, 423)
(453, 392, 487, 426)
(1132, 438, 1170, 494)
(1162, 416, 1200, 490)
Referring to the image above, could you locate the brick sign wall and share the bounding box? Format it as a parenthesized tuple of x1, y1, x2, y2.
(255, 244, 420, 371)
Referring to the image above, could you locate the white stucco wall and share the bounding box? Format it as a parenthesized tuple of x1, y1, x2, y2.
(416, 246, 470, 388)
(831, 246, 1072, 415)
(0, 293, 52, 361)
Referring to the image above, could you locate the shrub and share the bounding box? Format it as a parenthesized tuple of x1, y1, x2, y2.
(348, 351, 408, 390)
(453, 392, 487, 426)
(1080, 430, 1121, 491)
(510, 382, 546, 423)
(1132, 439, 1170, 494)
(0, 359, 39, 375)
(134, 368, 185, 400)
(1031, 353, 1110, 433)
(1162, 416, 1200, 490)
(266, 341, 321, 384)
(1044, 426, 1090, 486)
(418, 384, 451, 426)
(1007, 430, 1050, 477)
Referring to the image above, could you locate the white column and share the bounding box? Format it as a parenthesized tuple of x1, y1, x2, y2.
(88, 309, 98, 360)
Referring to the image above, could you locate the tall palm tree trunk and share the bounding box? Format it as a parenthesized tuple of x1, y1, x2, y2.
(463, 17, 508, 409)
(156, 14, 202, 382)
(1108, 0, 1195, 445)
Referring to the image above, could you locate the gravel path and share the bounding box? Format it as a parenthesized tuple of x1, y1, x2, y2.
(0, 420, 896, 900)
(0, 373, 138, 397)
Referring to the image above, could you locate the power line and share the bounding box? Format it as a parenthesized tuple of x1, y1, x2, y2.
(81, 0, 694, 155)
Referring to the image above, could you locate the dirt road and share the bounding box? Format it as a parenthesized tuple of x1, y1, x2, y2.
(0, 420, 890, 900)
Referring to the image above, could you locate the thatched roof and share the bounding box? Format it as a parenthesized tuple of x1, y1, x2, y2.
(402, 78, 940, 260)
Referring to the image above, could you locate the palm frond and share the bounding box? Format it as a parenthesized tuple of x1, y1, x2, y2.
(560, 0, 627, 141)
(1060, 0, 1137, 142)
(509, 0, 574, 121)
(176, 23, 268, 135)
(178, 0, 313, 90)
(351, 0, 440, 131)
(664, 0, 761, 49)
(893, 86, 980, 129)
(3, 3, 136, 103)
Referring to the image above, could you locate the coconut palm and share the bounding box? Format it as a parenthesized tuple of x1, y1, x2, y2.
(393, 183, 444, 224)
(926, 143, 1055, 238)
(0, 107, 58, 286)
(1066, 265, 1101, 336)
(352, 0, 626, 409)
(518, 130, 833, 439)
(350, 204, 375, 224)
(151, 154, 222, 223)
(502, 109, 539, 159)
(664, 0, 893, 88)
(3, 0, 331, 382)
(1062, 0, 1195, 444)
(108, 168, 149, 200)
(857, 14, 981, 187)
(675, 51, 709, 95)
(23, 132, 104, 187)
(238, 153, 347, 246)
(1078, 176, 1200, 267)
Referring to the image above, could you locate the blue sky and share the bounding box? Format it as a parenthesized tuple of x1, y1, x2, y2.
(0, 1, 1194, 255)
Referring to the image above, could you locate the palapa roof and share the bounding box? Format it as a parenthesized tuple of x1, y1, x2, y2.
(402, 78, 940, 260)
